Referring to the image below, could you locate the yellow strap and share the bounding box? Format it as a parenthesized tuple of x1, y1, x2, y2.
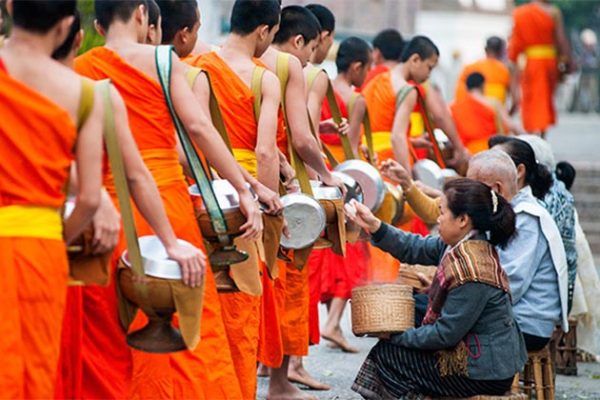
(204, 70, 233, 153)
(349, 92, 376, 166)
(275, 52, 313, 196)
(251, 66, 266, 124)
(525, 45, 557, 59)
(306, 65, 322, 92)
(98, 80, 147, 299)
(307, 110, 338, 167)
(185, 67, 202, 88)
(77, 78, 95, 132)
(0, 205, 62, 240)
(324, 79, 355, 160)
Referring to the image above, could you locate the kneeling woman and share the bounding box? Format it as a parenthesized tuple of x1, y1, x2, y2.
(348, 179, 527, 399)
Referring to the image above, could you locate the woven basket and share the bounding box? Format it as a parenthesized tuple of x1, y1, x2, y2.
(351, 284, 415, 336)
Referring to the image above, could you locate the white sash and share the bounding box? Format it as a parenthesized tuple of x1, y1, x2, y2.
(514, 194, 569, 331)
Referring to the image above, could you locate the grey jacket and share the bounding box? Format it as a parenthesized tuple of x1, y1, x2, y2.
(372, 223, 528, 380)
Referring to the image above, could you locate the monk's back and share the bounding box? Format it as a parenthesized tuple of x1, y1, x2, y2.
(75, 47, 176, 151)
(362, 71, 396, 132)
(514, 3, 555, 46)
(0, 52, 80, 208)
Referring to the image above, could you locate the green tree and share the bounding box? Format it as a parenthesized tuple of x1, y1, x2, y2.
(78, 0, 104, 54)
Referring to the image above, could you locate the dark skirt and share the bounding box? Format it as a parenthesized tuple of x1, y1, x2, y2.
(352, 341, 513, 400)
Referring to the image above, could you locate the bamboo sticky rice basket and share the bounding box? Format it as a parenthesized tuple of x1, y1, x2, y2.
(351, 284, 414, 336)
(397, 264, 437, 290)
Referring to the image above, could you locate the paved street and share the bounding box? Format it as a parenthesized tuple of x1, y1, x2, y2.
(258, 113, 600, 399)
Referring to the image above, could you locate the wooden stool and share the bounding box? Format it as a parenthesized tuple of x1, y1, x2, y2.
(550, 320, 578, 376)
(512, 345, 555, 400)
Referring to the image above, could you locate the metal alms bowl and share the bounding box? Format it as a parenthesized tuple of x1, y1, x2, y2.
(334, 160, 385, 212)
(331, 171, 364, 204)
(279, 192, 326, 250)
(413, 159, 445, 191)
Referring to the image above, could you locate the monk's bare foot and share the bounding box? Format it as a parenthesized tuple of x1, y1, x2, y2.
(257, 363, 270, 377)
(321, 327, 359, 353)
(287, 357, 331, 391)
(267, 380, 318, 400)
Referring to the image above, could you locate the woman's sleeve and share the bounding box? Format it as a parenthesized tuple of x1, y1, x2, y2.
(371, 223, 446, 265)
(391, 283, 491, 350)
(404, 183, 441, 225)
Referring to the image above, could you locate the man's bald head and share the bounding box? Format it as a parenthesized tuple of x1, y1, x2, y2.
(467, 149, 519, 200)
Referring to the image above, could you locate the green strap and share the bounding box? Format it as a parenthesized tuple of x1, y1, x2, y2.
(349, 92, 376, 166)
(155, 45, 229, 242)
(98, 80, 147, 296)
(275, 52, 313, 196)
(324, 79, 355, 160)
(77, 78, 95, 132)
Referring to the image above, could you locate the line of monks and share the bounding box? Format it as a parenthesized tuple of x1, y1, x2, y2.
(0, 0, 571, 399)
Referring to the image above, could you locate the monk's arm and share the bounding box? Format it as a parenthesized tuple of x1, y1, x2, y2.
(64, 87, 103, 244)
(306, 71, 328, 135)
(170, 59, 262, 239)
(170, 60, 249, 194)
(348, 95, 366, 154)
(256, 71, 282, 191)
(425, 87, 468, 159)
(110, 88, 178, 249)
(553, 7, 573, 68)
(391, 90, 416, 171)
(284, 57, 337, 184)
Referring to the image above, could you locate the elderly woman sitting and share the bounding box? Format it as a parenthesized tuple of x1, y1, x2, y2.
(348, 178, 527, 399)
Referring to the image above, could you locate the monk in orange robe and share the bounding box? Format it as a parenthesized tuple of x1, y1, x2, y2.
(74, 1, 262, 399)
(170, 1, 282, 397)
(53, 10, 208, 400)
(260, 5, 348, 399)
(358, 29, 404, 92)
(0, 2, 103, 398)
(309, 37, 373, 353)
(451, 72, 520, 154)
(508, 0, 572, 134)
(455, 36, 512, 105)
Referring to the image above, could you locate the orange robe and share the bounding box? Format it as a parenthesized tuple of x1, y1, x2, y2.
(450, 93, 504, 154)
(508, 3, 558, 132)
(188, 51, 281, 399)
(454, 58, 511, 103)
(357, 64, 390, 92)
(0, 60, 74, 399)
(74, 48, 242, 400)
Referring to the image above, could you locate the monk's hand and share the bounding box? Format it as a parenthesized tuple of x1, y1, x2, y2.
(410, 136, 433, 150)
(318, 118, 338, 134)
(344, 199, 381, 234)
(254, 182, 283, 215)
(239, 190, 263, 241)
(166, 243, 206, 288)
(321, 171, 347, 197)
(336, 118, 350, 136)
(380, 159, 412, 191)
(448, 146, 470, 169)
(91, 190, 121, 254)
(360, 144, 378, 165)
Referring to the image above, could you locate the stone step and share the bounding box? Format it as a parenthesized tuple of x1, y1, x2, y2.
(571, 178, 600, 195)
(571, 163, 600, 178)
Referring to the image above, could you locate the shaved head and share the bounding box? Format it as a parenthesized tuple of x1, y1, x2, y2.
(467, 149, 519, 200)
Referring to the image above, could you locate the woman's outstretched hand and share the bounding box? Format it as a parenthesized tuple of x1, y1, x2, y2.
(344, 199, 382, 234)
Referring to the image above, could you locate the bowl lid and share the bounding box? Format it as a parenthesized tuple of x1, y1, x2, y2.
(280, 193, 326, 249)
(121, 236, 194, 280)
(413, 159, 444, 191)
(334, 160, 385, 211)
